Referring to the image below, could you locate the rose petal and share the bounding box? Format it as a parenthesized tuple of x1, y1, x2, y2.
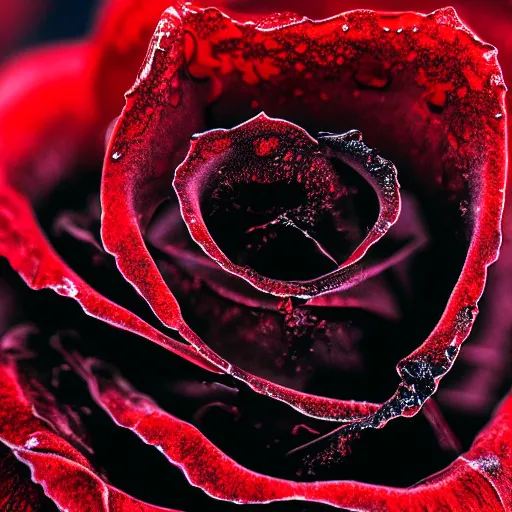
(62, 346, 512, 511)
(0, 43, 96, 199)
(0, 39, 220, 373)
(0, 349, 180, 511)
(91, 0, 180, 122)
(0, 447, 50, 512)
(0, 184, 218, 373)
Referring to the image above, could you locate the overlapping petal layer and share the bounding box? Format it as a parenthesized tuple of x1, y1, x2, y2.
(0, 0, 508, 510)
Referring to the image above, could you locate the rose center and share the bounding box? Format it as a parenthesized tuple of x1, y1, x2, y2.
(174, 114, 400, 297)
(202, 150, 377, 280)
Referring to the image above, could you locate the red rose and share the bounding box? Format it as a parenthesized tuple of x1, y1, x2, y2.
(0, 1, 510, 511)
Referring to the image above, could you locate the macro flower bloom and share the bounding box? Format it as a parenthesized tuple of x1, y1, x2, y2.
(0, 0, 510, 511)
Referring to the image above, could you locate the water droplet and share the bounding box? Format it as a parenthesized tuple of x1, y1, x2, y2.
(51, 278, 78, 298)
(342, 24, 350, 32)
(495, 113, 503, 119)
(112, 151, 122, 161)
(25, 436, 40, 449)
